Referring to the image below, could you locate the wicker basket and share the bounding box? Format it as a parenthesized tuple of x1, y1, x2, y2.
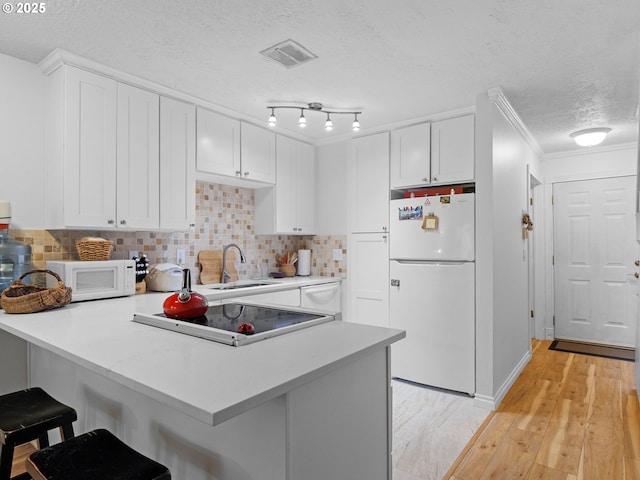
(279, 264, 296, 277)
(1, 270, 72, 314)
(76, 238, 114, 261)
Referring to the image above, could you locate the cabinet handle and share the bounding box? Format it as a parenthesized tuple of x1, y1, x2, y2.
(382, 226, 388, 231)
(107, 219, 115, 225)
(382, 235, 387, 240)
(636, 272, 639, 279)
(235, 170, 242, 176)
(432, 176, 438, 182)
(390, 279, 400, 287)
(120, 220, 126, 225)
(635, 260, 639, 266)
(293, 228, 298, 232)
(421, 177, 428, 182)
(189, 223, 196, 227)
(298, 227, 303, 232)
(244, 171, 250, 177)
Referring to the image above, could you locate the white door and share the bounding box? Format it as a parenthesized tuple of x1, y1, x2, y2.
(554, 176, 639, 347)
(116, 83, 160, 229)
(348, 233, 389, 328)
(348, 132, 390, 233)
(64, 67, 117, 228)
(159, 97, 196, 230)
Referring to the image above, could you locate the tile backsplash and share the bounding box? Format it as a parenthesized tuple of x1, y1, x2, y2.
(9, 181, 347, 284)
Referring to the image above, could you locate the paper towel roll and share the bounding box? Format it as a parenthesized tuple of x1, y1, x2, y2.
(297, 249, 311, 276)
(0, 201, 11, 223)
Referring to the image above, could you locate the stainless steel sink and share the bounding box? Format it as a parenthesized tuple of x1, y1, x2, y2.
(207, 282, 272, 290)
(203, 280, 279, 291)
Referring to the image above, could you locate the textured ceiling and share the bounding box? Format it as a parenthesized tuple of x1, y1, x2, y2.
(1, 0, 639, 154)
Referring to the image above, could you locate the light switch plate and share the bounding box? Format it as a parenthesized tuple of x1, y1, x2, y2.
(176, 249, 186, 265)
(332, 249, 343, 261)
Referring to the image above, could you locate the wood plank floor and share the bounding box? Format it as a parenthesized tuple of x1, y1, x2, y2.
(445, 339, 640, 480)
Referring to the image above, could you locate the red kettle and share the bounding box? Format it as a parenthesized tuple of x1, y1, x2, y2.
(163, 269, 208, 319)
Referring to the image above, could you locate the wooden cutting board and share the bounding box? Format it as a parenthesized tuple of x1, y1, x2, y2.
(198, 250, 238, 285)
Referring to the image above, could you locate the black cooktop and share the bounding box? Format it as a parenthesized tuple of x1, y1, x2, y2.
(158, 303, 325, 335)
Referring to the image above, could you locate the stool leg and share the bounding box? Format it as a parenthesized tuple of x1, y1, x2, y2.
(60, 423, 75, 441)
(0, 443, 15, 480)
(37, 433, 49, 449)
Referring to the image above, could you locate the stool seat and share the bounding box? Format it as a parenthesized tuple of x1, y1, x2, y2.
(26, 429, 171, 480)
(0, 388, 76, 480)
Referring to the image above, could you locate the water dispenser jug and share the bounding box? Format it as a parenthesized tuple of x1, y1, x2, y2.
(0, 201, 32, 293)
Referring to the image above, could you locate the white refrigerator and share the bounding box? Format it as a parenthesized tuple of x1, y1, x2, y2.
(389, 193, 475, 395)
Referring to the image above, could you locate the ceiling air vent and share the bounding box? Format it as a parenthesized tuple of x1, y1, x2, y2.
(260, 39, 317, 69)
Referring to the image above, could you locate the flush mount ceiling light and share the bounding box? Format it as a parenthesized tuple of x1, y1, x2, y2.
(570, 127, 612, 147)
(267, 103, 362, 132)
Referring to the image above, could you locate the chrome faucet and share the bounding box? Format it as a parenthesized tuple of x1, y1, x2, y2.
(221, 243, 247, 283)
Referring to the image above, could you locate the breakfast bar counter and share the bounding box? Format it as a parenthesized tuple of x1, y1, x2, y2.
(0, 291, 404, 480)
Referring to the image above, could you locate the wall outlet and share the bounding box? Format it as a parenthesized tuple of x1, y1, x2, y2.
(128, 250, 139, 259)
(176, 249, 186, 265)
(332, 249, 343, 261)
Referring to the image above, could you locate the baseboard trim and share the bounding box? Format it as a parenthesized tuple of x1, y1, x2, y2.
(474, 348, 532, 411)
(473, 393, 496, 410)
(494, 349, 532, 407)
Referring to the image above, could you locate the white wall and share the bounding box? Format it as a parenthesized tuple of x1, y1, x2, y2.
(0, 53, 46, 228)
(475, 90, 543, 408)
(315, 141, 349, 235)
(540, 145, 637, 340)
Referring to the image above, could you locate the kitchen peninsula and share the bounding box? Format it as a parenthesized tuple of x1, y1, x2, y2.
(0, 289, 404, 480)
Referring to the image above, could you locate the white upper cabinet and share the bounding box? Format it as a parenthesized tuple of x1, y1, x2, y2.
(51, 66, 118, 229)
(116, 83, 160, 230)
(389, 114, 474, 189)
(390, 122, 431, 189)
(196, 107, 240, 178)
(196, 116, 275, 186)
(159, 97, 196, 230)
(348, 132, 390, 233)
(240, 122, 276, 184)
(431, 114, 475, 184)
(254, 135, 315, 235)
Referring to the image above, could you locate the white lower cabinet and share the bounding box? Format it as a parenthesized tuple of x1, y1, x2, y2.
(348, 233, 389, 327)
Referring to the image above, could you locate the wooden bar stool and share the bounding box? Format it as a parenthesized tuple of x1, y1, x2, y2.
(0, 387, 77, 480)
(26, 429, 171, 480)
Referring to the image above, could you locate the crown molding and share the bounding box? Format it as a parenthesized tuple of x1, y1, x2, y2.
(543, 141, 637, 160)
(487, 87, 544, 159)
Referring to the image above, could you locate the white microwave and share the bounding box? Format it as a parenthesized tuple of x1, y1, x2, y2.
(46, 259, 136, 302)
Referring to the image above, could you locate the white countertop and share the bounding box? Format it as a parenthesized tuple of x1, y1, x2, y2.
(0, 279, 404, 426)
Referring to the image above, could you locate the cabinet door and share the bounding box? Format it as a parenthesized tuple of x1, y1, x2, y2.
(390, 122, 430, 189)
(241, 122, 276, 184)
(274, 135, 297, 233)
(349, 132, 389, 233)
(159, 97, 196, 230)
(348, 233, 389, 328)
(196, 107, 240, 178)
(64, 67, 117, 228)
(431, 114, 475, 184)
(295, 141, 315, 234)
(116, 83, 160, 229)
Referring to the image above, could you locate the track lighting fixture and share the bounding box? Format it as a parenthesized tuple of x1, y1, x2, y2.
(267, 102, 362, 132)
(268, 108, 277, 127)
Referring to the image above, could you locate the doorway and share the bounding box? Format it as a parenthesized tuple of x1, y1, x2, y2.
(553, 176, 638, 347)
